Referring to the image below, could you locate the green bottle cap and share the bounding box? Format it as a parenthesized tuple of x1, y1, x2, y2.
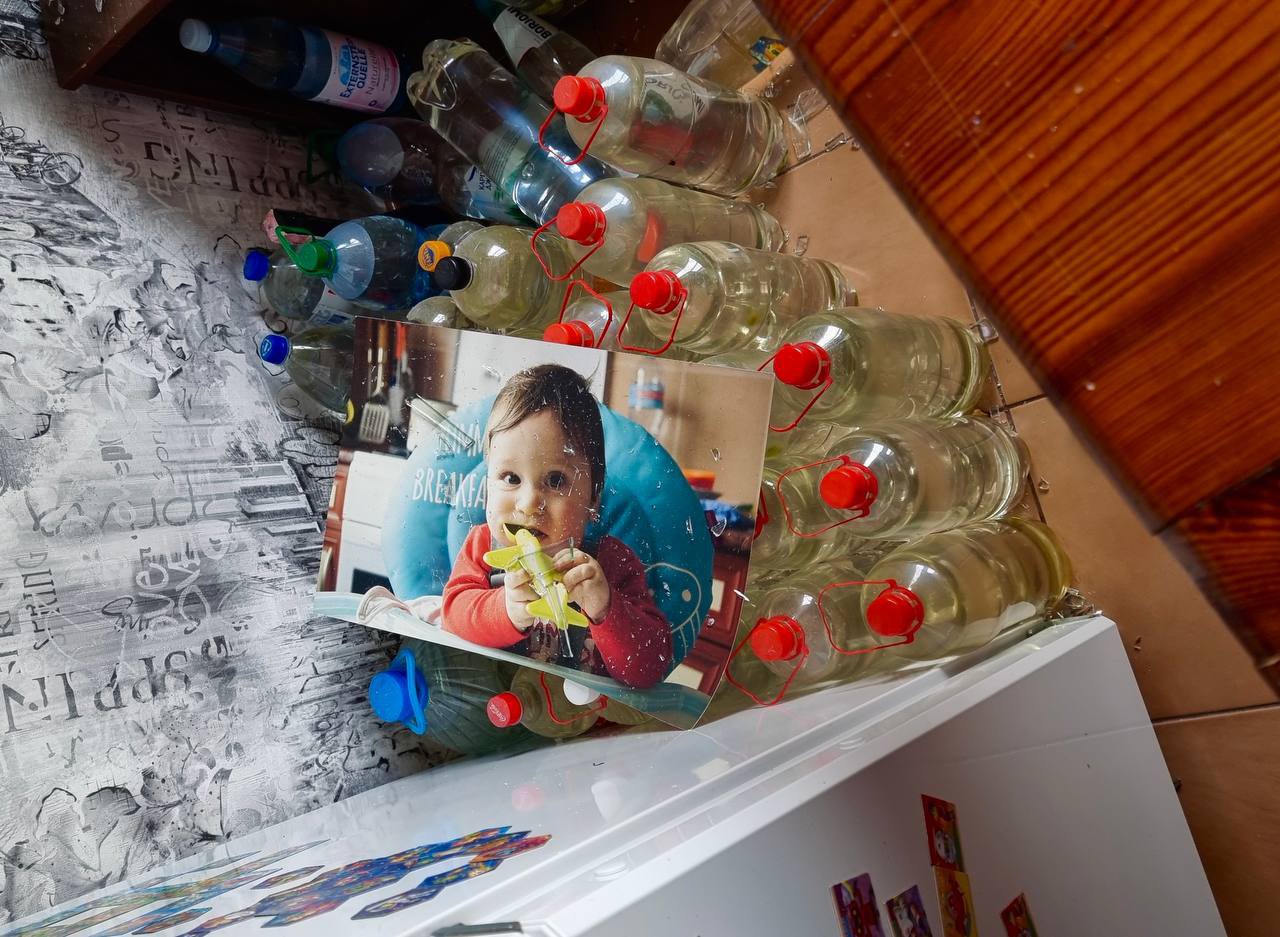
(293, 238, 337, 276)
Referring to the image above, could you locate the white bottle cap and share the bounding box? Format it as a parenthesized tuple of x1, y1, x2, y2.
(562, 679, 600, 706)
(179, 19, 214, 54)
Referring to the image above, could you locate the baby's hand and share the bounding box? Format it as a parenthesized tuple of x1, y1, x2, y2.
(554, 549, 611, 622)
(503, 567, 538, 632)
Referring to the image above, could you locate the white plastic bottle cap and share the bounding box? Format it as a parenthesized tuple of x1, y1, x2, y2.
(562, 679, 600, 706)
(179, 19, 214, 53)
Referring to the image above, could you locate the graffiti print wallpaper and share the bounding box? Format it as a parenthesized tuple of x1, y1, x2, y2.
(0, 10, 451, 924)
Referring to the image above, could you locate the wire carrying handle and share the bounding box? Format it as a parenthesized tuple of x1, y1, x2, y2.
(530, 217, 601, 281)
(756, 343, 833, 432)
(774, 454, 872, 537)
(617, 292, 686, 356)
(724, 619, 809, 706)
(817, 578, 923, 655)
(538, 91, 607, 167)
(539, 670, 606, 725)
(555, 278, 613, 346)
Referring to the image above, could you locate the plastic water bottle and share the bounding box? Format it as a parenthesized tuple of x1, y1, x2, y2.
(753, 460, 846, 571)
(775, 416, 1030, 541)
(430, 225, 571, 333)
(258, 326, 353, 414)
(477, 0, 596, 102)
(550, 177, 784, 284)
(335, 119, 525, 223)
(415, 220, 485, 275)
(858, 519, 1073, 662)
(625, 242, 853, 355)
(553, 56, 789, 196)
(407, 295, 467, 328)
(762, 308, 990, 429)
(407, 39, 615, 225)
(542, 289, 628, 349)
(656, 0, 788, 89)
(746, 552, 901, 690)
(560, 679, 651, 726)
(369, 640, 535, 756)
(277, 215, 432, 312)
(178, 17, 407, 113)
(242, 248, 356, 326)
(487, 668, 601, 739)
(627, 368, 667, 440)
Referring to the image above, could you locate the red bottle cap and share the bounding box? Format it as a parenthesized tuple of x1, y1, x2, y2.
(749, 615, 806, 661)
(543, 320, 595, 346)
(487, 691, 524, 727)
(630, 270, 685, 313)
(773, 341, 831, 389)
(556, 202, 607, 244)
(553, 75, 606, 120)
(866, 585, 926, 637)
(820, 463, 879, 512)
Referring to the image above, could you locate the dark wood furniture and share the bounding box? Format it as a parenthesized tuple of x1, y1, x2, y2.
(760, 0, 1280, 689)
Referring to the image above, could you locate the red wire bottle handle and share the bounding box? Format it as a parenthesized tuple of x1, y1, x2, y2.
(556, 278, 613, 346)
(774, 454, 869, 538)
(753, 486, 770, 540)
(539, 670, 606, 726)
(617, 292, 686, 356)
(756, 347, 833, 432)
(537, 102, 606, 167)
(529, 218, 601, 282)
(723, 620, 809, 706)
(817, 579, 922, 655)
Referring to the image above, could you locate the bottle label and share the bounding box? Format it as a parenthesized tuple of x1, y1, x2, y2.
(478, 124, 528, 197)
(749, 36, 787, 72)
(642, 72, 705, 131)
(308, 287, 358, 326)
(312, 31, 401, 113)
(494, 8, 556, 65)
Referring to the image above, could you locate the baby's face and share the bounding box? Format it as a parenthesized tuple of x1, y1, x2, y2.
(486, 408, 595, 548)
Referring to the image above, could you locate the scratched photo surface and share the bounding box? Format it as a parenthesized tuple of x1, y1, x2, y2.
(0, 18, 456, 923)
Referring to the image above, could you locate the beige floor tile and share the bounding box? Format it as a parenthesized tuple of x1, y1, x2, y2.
(1010, 399, 1276, 718)
(756, 142, 973, 322)
(1155, 706, 1280, 937)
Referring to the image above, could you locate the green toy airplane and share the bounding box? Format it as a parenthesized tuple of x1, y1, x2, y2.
(483, 525, 590, 632)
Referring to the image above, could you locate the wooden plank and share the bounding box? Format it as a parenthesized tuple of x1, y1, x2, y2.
(1170, 467, 1280, 685)
(44, 0, 168, 89)
(758, 0, 1280, 525)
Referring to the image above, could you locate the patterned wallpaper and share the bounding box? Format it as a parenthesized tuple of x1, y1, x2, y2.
(0, 21, 444, 923)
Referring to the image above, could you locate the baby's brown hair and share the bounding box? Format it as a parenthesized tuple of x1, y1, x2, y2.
(485, 364, 606, 503)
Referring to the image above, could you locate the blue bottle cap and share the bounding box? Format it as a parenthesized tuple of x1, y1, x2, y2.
(368, 651, 429, 732)
(258, 334, 291, 365)
(243, 250, 271, 281)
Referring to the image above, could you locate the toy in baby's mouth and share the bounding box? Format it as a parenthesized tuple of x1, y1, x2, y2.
(483, 525, 590, 635)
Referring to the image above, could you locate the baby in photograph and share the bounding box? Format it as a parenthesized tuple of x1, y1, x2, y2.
(442, 364, 672, 689)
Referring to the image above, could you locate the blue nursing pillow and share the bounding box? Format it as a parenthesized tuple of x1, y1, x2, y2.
(381, 396, 711, 669)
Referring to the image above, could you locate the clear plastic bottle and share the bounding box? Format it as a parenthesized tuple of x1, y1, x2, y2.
(775, 416, 1030, 542)
(655, 0, 787, 88)
(542, 288, 671, 352)
(764, 308, 990, 429)
(416, 220, 485, 274)
(746, 553, 899, 689)
(553, 56, 788, 196)
(552, 177, 784, 284)
(335, 119, 525, 223)
(369, 639, 535, 756)
(407, 39, 615, 225)
(477, 0, 596, 102)
(752, 460, 843, 571)
(430, 224, 571, 332)
(501, 0, 589, 15)
(625, 241, 853, 356)
(178, 17, 406, 113)
(560, 679, 651, 726)
(279, 215, 433, 312)
(487, 668, 601, 739)
(257, 326, 353, 414)
(242, 248, 356, 326)
(407, 295, 466, 328)
(858, 519, 1073, 662)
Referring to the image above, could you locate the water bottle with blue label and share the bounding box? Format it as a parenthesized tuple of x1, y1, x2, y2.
(179, 17, 407, 113)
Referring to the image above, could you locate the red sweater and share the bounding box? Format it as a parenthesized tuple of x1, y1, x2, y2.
(442, 525, 672, 689)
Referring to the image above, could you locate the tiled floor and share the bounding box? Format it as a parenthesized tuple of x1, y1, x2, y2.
(756, 70, 1278, 931)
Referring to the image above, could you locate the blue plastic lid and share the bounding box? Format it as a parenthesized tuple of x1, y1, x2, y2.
(243, 250, 271, 281)
(258, 334, 291, 365)
(368, 651, 429, 732)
